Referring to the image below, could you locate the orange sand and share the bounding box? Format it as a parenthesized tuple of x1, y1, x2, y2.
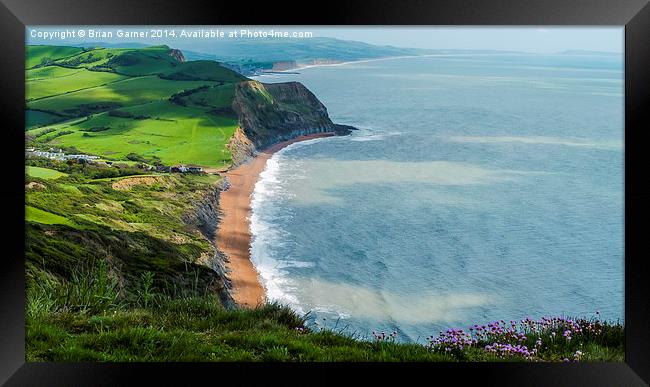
(216, 132, 336, 308)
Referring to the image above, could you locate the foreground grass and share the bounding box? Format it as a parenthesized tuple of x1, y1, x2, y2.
(26, 266, 623, 362)
(24, 161, 624, 362)
(26, 296, 624, 362)
(27, 295, 451, 362)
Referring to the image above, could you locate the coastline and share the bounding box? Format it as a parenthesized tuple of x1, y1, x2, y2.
(262, 52, 523, 74)
(215, 132, 337, 308)
(262, 56, 418, 74)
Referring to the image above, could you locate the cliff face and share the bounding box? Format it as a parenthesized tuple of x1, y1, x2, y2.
(169, 48, 186, 62)
(182, 181, 234, 308)
(229, 80, 355, 164)
(196, 79, 354, 306)
(271, 61, 298, 71)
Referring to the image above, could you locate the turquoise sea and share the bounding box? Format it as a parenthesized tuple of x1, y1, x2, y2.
(251, 53, 624, 343)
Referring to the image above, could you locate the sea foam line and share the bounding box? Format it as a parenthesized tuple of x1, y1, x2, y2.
(249, 135, 338, 314)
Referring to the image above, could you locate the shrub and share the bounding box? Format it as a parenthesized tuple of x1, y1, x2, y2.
(80, 126, 110, 133)
(27, 259, 121, 316)
(108, 110, 134, 118)
(34, 128, 56, 138)
(126, 153, 146, 162)
(136, 271, 157, 308)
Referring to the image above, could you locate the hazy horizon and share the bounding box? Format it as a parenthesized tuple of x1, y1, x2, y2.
(26, 26, 623, 55)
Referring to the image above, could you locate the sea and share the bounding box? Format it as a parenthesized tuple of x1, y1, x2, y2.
(250, 53, 624, 343)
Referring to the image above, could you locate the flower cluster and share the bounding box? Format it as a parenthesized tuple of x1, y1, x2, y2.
(484, 343, 534, 360)
(372, 330, 398, 342)
(470, 320, 528, 343)
(425, 312, 605, 361)
(426, 328, 475, 352)
(518, 315, 602, 338)
(573, 350, 583, 361)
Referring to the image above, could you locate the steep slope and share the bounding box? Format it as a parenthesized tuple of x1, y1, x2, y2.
(229, 80, 355, 164)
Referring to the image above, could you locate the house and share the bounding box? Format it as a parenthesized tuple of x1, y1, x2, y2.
(29, 150, 66, 160)
(27, 149, 102, 163)
(171, 165, 188, 173)
(67, 154, 100, 161)
(170, 164, 203, 173)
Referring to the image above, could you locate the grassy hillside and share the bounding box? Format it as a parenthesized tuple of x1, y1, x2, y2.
(26, 205, 74, 226)
(25, 44, 247, 169)
(26, 110, 64, 129)
(25, 155, 228, 296)
(26, 45, 85, 69)
(26, 166, 68, 179)
(41, 101, 237, 167)
(27, 76, 220, 116)
(26, 67, 127, 100)
(159, 60, 246, 82)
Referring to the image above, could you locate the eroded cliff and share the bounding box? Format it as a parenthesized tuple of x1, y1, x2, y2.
(228, 80, 355, 165)
(181, 180, 235, 308)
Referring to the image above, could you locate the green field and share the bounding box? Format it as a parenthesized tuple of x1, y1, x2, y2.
(84, 46, 181, 75)
(26, 110, 64, 129)
(27, 67, 126, 100)
(26, 45, 84, 69)
(26, 205, 73, 226)
(50, 47, 122, 69)
(27, 66, 78, 80)
(27, 76, 219, 116)
(27, 166, 68, 180)
(25, 44, 246, 169)
(177, 83, 236, 108)
(39, 101, 237, 167)
(160, 60, 246, 82)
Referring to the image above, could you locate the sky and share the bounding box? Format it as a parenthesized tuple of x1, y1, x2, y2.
(26, 26, 624, 54)
(311, 27, 623, 53)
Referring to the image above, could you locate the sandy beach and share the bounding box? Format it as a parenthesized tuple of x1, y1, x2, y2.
(216, 132, 336, 308)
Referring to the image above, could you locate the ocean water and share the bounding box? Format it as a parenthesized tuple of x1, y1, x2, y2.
(251, 53, 624, 343)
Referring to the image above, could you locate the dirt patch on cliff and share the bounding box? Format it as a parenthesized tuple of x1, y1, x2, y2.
(226, 126, 256, 166)
(112, 176, 167, 191)
(26, 182, 46, 190)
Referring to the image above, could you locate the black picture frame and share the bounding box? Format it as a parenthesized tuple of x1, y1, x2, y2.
(1, 0, 648, 385)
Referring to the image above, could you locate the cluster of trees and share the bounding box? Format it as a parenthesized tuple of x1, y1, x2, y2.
(108, 110, 150, 120)
(80, 126, 110, 133)
(56, 52, 102, 68)
(39, 130, 73, 142)
(125, 152, 162, 166)
(64, 102, 122, 117)
(169, 85, 212, 106)
(26, 155, 150, 180)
